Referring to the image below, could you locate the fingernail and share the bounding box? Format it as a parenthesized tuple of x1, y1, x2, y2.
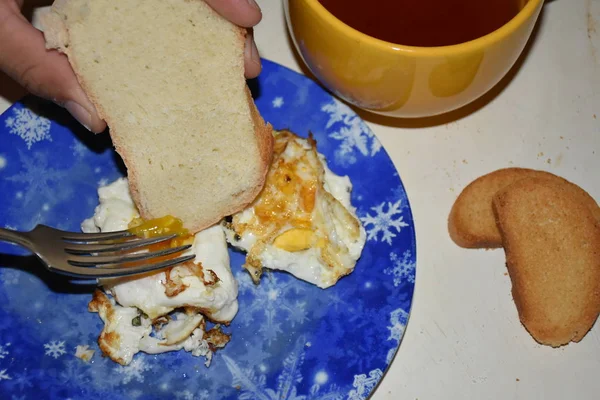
(65, 101, 92, 131)
(245, 33, 261, 66)
(247, 0, 260, 11)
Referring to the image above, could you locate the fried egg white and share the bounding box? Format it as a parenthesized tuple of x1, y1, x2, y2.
(82, 178, 237, 365)
(88, 290, 228, 366)
(223, 130, 366, 289)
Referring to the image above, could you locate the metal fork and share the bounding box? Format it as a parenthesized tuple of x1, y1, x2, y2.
(0, 225, 195, 278)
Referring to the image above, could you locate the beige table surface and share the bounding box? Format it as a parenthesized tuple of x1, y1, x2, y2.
(1, 0, 599, 398)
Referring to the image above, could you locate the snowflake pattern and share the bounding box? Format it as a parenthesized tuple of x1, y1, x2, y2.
(0, 342, 9, 359)
(70, 140, 87, 158)
(6, 151, 69, 211)
(0, 60, 415, 400)
(4, 107, 51, 149)
(386, 308, 409, 363)
(385, 250, 415, 286)
(0, 342, 11, 383)
(236, 272, 308, 344)
(0, 155, 6, 169)
(44, 341, 66, 359)
(174, 389, 210, 400)
(128, 390, 144, 399)
(11, 370, 33, 391)
(272, 97, 284, 108)
(360, 200, 409, 245)
(224, 336, 344, 400)
(347, 369, 383, 400)
(321, 100, 381, 165)
(116, 357, 152, 384)
(0, 369, 10, 381)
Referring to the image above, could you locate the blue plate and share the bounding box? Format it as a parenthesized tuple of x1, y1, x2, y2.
(0, 59, 416, 399)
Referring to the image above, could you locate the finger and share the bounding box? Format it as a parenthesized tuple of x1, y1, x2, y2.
(204, 0, 262, 28)
(244, 30, 261, 79)
(0, 7, 106, 132)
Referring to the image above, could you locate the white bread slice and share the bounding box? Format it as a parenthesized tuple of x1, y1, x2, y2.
(41, 0, 273, 233)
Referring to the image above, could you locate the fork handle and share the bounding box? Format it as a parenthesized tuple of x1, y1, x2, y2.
(0, 227, 33, 249)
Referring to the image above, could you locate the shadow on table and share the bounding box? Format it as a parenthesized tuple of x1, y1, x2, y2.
(282, 4, 548, 130)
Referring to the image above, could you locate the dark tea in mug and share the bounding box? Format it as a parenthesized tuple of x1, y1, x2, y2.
(318, 0, 525, 47)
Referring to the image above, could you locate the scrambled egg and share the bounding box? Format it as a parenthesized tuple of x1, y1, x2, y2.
(222, 130, 366, 289)
(82, 178, 237, 365)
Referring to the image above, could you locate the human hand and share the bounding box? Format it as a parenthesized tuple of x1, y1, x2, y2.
(0, 0, 263, 133)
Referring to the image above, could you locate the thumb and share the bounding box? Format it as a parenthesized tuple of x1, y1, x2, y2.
(0, 5, 106, 133)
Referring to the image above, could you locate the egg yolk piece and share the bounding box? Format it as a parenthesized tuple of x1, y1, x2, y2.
(128, 215, 194, 249)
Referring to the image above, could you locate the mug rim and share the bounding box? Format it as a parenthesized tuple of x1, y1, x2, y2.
(302, 0, 545, 56)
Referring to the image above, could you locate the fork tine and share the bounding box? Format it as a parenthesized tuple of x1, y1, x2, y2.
(53, 254, 197, 278)
(68, 244, 192, 266)
(61, 230, 134, 242)
(64, 234, 178, 254)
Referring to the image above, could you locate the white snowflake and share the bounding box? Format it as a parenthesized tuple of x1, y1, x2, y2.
(174, 390, 210, 400)
(44, 340, 66, 359)
(127, 390, 144, 399)
(0, 369, 10, 381)
(224, 336, 343, 400)
(6, 150, 70, 215)
(347, 368, 383, 400)
(321, 100, 381, 165)
(116, 357, 152, 384)
(5, 107, 52, 149)
(385, 250, 415, 286)
(0, 155, 6, 169)
(272, 97, 284, 108)
(97, 177, 109, 187)
(360, 200, 409, 245)
(236, 272, 308, 344)
(11, 370, 33, 391)
(70, 140, 87, 158)
(386, 308, 409, 363)
(175, 391, 194, 400)
(0, 342, 10, 359)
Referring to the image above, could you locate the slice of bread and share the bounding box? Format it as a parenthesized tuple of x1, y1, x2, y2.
(448, 168, 600, 248)
(41, 0, 273, 233)
(493, 177, 600, 347)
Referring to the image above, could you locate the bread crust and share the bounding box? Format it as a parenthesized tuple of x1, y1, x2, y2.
(448, 168, 600, 249)
(493, 177, 600, 347)
(128, 30, 273, 233)
(41, 1, 274, 233)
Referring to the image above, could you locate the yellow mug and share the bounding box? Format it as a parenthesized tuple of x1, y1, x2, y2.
(284, 0, 544, 118)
